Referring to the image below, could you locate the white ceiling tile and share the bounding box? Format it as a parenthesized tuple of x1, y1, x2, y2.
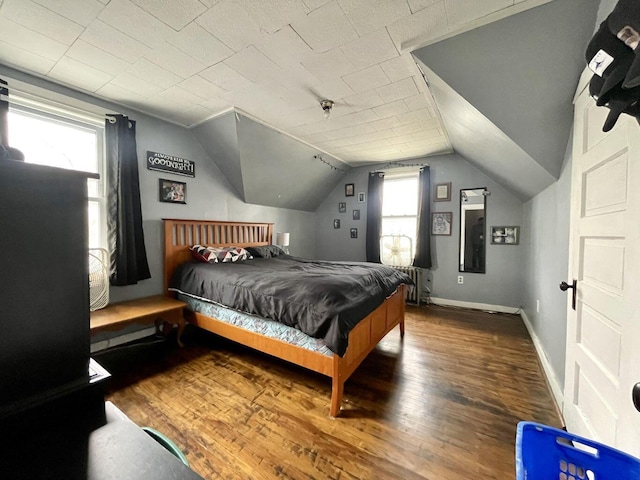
(290, 1, 358, 53)
(375, 76, 418, 102)
(1, 0, 83, 45)
(411, 127, 442, 140)
(156, 85, 204, 107)
(396, 107, 438, 125)
(342, 90, 385, 111)
(130, 0, 207, 30)
(301, 48, 356, 82)
(32, 0, 104, 26)
(95, 83, 148, 105)
(66, 40, 130, 76)
(302, 0, 331, 11)
(99, 0, 175, 48)
(140, 97, 181, 117)
(167, 22, 233, 66)
(0, 18, 67, 61)
(343, 65, 390, 92)
(387, 2, 448, 50)
(256, 26, 313, 68)
(444, 0, 512, 26)
(81, 20, 150, 63)
(310, 78, 354, 102)
(144, 42, 206, 78)
(96, 0, 109, 4)
(48, 56, 113, 92)
(340, 29, 399, 71)
(0, 40, 55, 74)
(200, 97, 233, 113)
(196, 1, 262, 52)
(379, 55, 415, 83)
(404, 92, 431, 111)
(367, 116, 402, 131)
(111, 72, 165, 97)
(373, 99, 409, 118)
(168, 105, 215, 126)
(223, 46, 281, 84)
(392, 122, 424, 136)
(235, 0, 309, 34)
(125, 59, 183, 88)
(271, 63, 321, 91)
(405, 137, 446, 149)
(408, 0, 441, 14)
(337, 0, 410, 36)
(199, 62, 253, 91)
(178, 75, 226, 100)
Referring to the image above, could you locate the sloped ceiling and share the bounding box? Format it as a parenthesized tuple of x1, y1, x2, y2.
(192, 112, 349, 212)
(412, 0, 599, 197)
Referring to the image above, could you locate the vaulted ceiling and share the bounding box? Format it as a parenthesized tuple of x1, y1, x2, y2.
(0, 0, 599, 200)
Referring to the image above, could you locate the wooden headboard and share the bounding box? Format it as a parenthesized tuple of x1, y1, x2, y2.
(162, 219, 274, 295)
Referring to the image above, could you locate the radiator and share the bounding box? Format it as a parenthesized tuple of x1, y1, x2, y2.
(392, 266, 421, 305)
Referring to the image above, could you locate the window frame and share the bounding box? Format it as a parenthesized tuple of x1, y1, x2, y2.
(380, 172, 420, 263)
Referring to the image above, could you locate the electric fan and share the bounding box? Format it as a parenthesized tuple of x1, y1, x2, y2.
(380, 235, 413, 267)
(88, 248, 109, 311)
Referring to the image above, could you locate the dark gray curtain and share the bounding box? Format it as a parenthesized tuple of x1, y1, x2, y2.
(106, 114, 151, 286)
(365, 172, 385, 263)
(413, 167, 432, 268)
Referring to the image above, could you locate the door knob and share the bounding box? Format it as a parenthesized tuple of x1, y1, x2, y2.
(633, 383, 640, 413)
(559, 279, 577, 310)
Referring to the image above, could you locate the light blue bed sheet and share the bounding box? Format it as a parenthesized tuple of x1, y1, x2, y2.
(175, 291, 333, 357)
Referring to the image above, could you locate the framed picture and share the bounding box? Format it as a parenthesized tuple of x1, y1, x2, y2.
(338, 202, 346, 213)
(352, 209, 360, 220)
(491, 226, 520, 245)
(350, 228, 358, 238)
(159, 178, 186, 204)
(345, 183, 355, 196)
(333, 219, 340, 229)
(434, 182, 451, 202)
(357, 192, 366, 203)
(431, 212, 452, 236)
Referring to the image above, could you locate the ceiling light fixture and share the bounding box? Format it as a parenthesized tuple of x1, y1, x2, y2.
(321, 99, 334, 119)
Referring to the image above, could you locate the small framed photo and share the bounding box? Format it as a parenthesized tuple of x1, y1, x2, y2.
(357, 192, 366, 203)
(159, 178, 186, 204)
(491, 226, 520, 245)
(345, 183, 355, 196)
(338, 202, 346, 213)
(333, 219, 341, 229)
(431, 212, 452, 236)
(434, 182, 451, 202)
(350, 228, 358, 239)
(352, 209, 360, 220)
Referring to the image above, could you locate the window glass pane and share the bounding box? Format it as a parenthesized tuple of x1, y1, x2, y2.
(381, 217, 417, 255)
(382, 176, 418, 216)
(88, 201, 102, 249)
(8, 110, 98, 174)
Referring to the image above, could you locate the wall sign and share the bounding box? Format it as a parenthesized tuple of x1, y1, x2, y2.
(146, 151, 195, 177)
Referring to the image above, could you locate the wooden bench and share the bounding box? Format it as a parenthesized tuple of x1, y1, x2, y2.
(90, 295, 187, 347)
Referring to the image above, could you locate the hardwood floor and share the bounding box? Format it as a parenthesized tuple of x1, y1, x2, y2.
(105, 304, 561, 479)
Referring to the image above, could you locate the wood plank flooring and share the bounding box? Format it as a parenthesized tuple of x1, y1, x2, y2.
(105, 304, 562, 479)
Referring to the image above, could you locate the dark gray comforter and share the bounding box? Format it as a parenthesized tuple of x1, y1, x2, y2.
(169, 256, 413, 356)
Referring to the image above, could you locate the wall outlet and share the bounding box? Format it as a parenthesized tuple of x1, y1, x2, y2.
(457, 275, 464, 284)
(536, 299, 540, 313)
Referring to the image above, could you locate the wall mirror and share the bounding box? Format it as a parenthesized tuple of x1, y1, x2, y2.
(459, 187, 486, 273)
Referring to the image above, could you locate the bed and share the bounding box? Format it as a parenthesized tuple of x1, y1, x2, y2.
(163, 219, 410, 417)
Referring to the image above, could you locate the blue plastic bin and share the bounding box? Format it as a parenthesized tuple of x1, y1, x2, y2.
(516, 422, 640, 479)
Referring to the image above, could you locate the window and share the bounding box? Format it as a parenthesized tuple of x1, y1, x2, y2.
(381, 174, 419, 264)
(8, 104, 106, 249)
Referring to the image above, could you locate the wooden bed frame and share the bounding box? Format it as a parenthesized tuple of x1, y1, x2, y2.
(163, 218, 406, 417)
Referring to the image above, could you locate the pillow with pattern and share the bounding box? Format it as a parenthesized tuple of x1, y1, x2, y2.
(190, 245, 253, 263)
(245, 245, 286, 258)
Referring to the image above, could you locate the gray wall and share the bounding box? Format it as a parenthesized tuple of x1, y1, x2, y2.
(316, 153, 525, 308)
(522, 134, 572, 388)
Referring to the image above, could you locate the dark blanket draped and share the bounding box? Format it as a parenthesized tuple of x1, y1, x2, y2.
(170, 256, 413, 356)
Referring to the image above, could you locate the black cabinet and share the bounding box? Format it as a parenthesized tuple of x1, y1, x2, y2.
(0, 160, 93, 415)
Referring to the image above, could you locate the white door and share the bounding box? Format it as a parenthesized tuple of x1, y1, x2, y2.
(563, 77, 640, 457)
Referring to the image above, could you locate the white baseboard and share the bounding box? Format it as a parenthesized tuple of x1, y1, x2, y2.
(90, 327, 156, 353)
(429, 297, 521, 314)
(520, 310, 564, 416)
